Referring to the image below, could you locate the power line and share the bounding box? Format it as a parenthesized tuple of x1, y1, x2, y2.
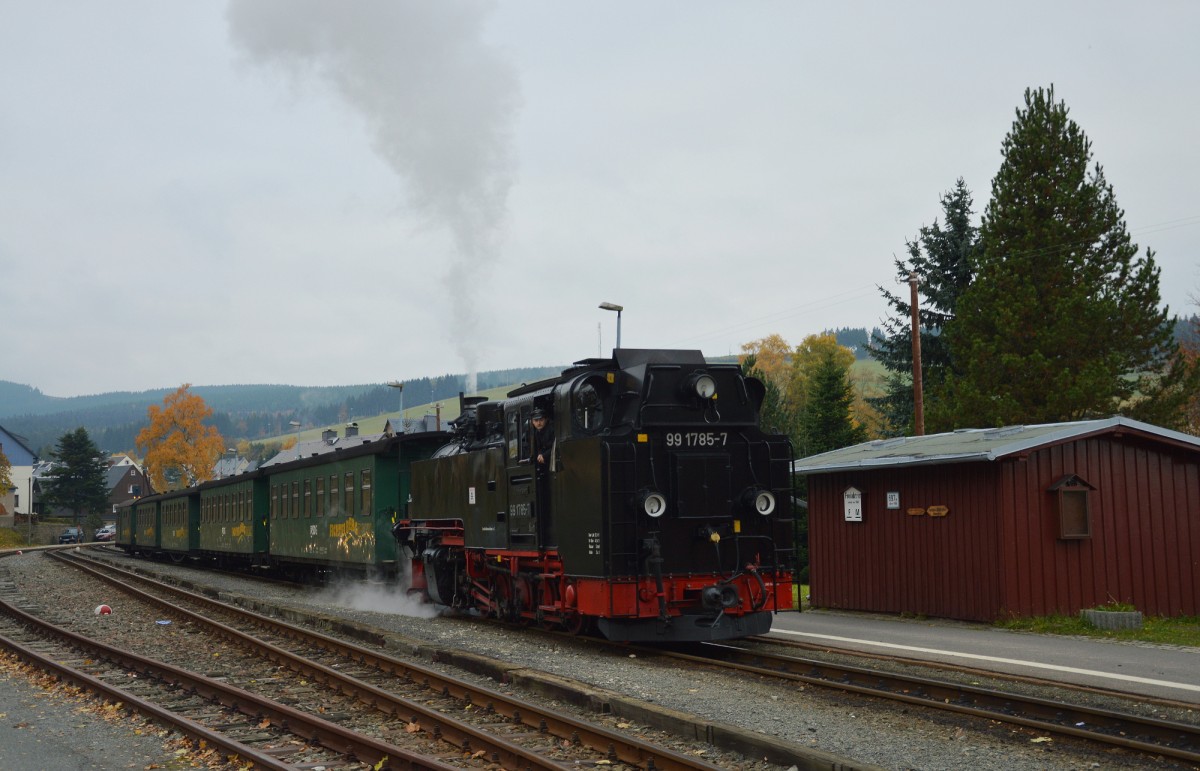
(670, 283, 879, 347)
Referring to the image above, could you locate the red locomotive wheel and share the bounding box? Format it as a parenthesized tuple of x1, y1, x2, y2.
(562, 610, 593, 636)
(491, 574, 516, 622)
(513, 575, 534, 626)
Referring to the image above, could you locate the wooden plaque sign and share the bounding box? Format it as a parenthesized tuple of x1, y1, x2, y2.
(927, 505, 949, 517)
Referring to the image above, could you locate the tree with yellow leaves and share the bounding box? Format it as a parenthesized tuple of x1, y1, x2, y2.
(136, 384, 225, 491)
(739, 334, 792, 391)
(0, 445, 12, 507)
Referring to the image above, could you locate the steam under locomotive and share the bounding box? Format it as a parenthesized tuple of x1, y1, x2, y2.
(395, 348, 796, 642)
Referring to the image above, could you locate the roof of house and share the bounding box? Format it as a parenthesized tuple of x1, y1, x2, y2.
(105, 464, 135, 490)
(793, 417, 1200, 475)
(0, 425, 37, 464)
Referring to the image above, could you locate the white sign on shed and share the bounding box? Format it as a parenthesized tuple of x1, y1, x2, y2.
(844, 486, 863, 522)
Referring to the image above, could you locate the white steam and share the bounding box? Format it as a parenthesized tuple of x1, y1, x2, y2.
(226, 0, 519, 391)
(317, 578, 442, 620)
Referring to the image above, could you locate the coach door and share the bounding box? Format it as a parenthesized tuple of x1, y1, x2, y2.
(505, 405, 539, 548)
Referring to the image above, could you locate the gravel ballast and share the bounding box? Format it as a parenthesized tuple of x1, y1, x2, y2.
(6, 549, 1193, 770)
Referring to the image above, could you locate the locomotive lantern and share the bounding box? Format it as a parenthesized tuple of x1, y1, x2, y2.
(396, 349, 796, 642)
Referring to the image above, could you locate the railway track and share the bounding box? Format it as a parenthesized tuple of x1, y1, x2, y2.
(32, 546, 1198, 768)
(0, 570, 460, 768)
(44, 550, 732, 771)
(642, 636, 1200, 765)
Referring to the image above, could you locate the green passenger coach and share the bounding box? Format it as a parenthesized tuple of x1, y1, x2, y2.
(198, 476, 269, 563)
(160, 492, 200, 556)
(264, 434, 441, 577)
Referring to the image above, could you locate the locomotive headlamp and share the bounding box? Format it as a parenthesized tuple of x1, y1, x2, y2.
(741, 487, 776, 516)
(683, 371, 717, 400)
(637, 490, 667, 518)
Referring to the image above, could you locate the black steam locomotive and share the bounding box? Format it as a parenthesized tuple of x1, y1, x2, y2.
(395, 349, 796, 642)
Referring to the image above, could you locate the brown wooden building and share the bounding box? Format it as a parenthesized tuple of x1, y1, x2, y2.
(794, 418, 1200, 622)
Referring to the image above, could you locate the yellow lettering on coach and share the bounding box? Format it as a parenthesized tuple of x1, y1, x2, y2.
(328, 517, 361, 538)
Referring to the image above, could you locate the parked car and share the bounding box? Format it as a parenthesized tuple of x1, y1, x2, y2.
(58, 527, 83, 544)
(94, 524, 116, 542)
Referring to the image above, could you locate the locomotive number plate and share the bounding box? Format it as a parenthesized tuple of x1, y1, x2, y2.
(665, 431, 728, 448)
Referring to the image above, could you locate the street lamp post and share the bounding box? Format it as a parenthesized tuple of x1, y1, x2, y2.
(385, 381, 405, 433)
(599, 302, 623, 350)
(288, 420, 302, 460)
(28, 457, 36, 546)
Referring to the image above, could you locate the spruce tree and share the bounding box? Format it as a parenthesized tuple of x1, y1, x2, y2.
(872, 179, 978, 435)
(799, 350, 867, 456)
(42, 428, 109, 533)
(937, 86, 1182, 428)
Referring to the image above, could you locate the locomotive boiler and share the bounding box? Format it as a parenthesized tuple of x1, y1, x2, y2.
(394, 349, 795, 642)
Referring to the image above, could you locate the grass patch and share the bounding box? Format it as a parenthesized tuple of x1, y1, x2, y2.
(0, 528, 28, 548)
(997, 613, 1200, 647)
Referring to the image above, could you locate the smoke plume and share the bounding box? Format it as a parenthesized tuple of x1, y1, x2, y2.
(226, 1, 519, 393)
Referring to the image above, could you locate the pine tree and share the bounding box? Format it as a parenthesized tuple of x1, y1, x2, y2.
(799, 349, 867, 456)
(871, 179, 978, 435)
(936, 86, 1184, 428)
(42, 428, 109, 532)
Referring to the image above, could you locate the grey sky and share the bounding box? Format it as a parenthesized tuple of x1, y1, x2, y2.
(2, 2, 1197, 397)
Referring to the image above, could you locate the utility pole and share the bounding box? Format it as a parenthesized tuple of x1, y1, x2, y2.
(909, 272, 925, 436)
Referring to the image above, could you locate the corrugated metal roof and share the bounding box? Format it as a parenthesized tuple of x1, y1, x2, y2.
(793, 417, 1200, 474)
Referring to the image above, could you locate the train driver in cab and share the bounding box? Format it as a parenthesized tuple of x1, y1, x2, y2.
(528, 407, 554, 468)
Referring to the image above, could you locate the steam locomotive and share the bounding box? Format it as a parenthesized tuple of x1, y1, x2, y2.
(396, 349, 796, 642)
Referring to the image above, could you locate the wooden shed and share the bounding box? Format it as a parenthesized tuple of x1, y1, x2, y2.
(794, 418, 1200, 622)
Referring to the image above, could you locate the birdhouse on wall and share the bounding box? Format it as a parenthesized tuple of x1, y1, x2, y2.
(1048, 474, 1095, 539)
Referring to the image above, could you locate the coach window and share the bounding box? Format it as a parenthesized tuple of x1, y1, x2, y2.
(1050, 474, 1094, 539)
(304, 479, 312, 518)
(343, 472, 354, 516)
(316, 477, 326, 516)
(361, 469, 372, 516)
(291, 481, 300, 519)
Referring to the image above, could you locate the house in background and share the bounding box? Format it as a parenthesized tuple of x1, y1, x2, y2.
(104, 463, 150, 521)
(795, 417, 1200, 622)
(213, 453, 258, 480)
(0, 424, 37, 528)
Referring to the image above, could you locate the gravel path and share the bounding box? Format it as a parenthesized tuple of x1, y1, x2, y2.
(6, 549, 1193, 770)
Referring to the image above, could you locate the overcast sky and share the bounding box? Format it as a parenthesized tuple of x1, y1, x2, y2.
(2, 2, 1197, 398)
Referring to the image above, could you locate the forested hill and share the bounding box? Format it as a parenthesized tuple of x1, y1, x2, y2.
(0, 366, 564, 456)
